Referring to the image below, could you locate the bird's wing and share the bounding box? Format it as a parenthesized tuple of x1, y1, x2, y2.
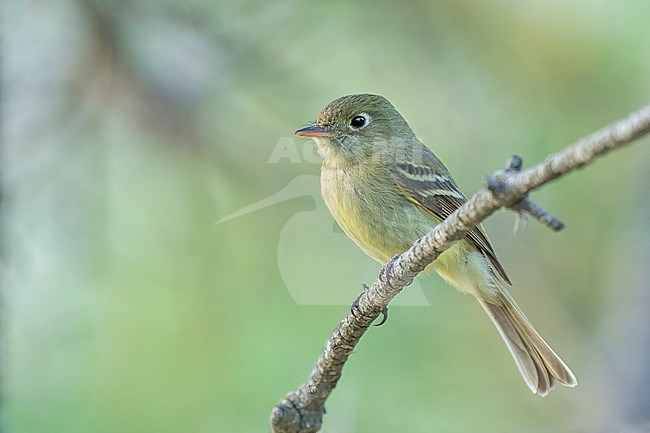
(389, 158, 511, 285)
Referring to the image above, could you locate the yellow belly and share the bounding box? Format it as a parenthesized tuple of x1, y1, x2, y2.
(320, 165, 498, 301)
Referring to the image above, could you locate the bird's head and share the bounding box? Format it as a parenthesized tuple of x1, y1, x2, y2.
(295, 94, 416, 167)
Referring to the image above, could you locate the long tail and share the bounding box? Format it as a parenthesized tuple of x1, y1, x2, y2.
(478, 289, 577, 396)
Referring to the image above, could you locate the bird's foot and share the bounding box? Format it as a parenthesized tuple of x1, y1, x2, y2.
(350, 284, 389, 326)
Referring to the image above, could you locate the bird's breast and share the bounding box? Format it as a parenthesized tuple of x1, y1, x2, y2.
(320, 164, 434, 263)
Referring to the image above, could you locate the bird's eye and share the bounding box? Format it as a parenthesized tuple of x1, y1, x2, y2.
(349, 114, 368, 130)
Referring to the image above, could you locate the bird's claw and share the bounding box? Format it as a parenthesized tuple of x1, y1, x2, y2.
(373, 307, 389, 327)
(350, 284, 370, 319)
(350, 284, 389, 326)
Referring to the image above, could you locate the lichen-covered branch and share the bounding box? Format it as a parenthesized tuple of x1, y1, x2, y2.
(270, 104, 650, 433)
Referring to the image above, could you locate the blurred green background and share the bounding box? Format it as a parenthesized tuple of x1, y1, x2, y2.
(3, 1, 650, 432)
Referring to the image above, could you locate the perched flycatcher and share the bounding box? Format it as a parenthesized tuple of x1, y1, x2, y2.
(295, 94, 576, 396)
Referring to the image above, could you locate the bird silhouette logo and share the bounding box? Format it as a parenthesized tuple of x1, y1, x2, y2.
(218, 175, 429, 306)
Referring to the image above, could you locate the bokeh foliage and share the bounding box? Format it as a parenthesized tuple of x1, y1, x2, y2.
(3, 1, 650, 432)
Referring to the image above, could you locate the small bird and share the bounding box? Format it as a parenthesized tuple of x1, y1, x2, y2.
(295, 94, 577, 396)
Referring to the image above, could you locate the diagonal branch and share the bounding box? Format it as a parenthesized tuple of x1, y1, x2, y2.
(270, 104, 650, 433)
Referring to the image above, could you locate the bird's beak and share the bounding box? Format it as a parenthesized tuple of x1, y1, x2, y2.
(295, 125, 337, 137)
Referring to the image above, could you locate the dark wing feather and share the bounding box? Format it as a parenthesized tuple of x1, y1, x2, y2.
(390, 160, 511, 285)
